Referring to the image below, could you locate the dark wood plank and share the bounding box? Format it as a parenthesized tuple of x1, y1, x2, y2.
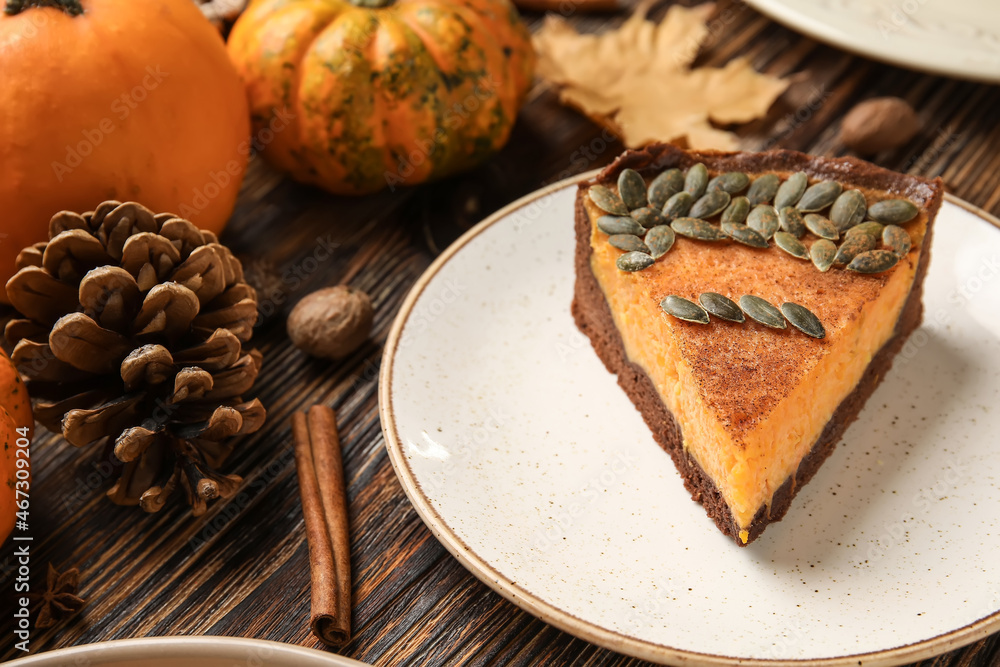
(2, 2, 999, 666)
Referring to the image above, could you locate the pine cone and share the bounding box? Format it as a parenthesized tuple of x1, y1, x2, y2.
(5, 201, 266, 516)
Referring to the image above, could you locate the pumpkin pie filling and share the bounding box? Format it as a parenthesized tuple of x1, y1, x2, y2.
(573, 145, 943, 544)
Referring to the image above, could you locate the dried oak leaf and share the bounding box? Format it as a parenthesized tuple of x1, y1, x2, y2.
(534, 2, 788, 150)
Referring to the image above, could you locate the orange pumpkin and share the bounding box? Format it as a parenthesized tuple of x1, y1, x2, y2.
(227, 0, 534, 195)
(0, 348, 33, 545)
(0, 0, 250, 301)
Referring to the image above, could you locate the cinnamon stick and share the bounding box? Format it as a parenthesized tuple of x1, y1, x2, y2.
(292, 405, 352, 647)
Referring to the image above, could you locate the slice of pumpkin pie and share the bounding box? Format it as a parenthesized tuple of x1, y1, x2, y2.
(572, 144, 943, 545)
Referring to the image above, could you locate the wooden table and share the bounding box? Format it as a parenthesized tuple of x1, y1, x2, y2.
(3, 1, 1000, 665)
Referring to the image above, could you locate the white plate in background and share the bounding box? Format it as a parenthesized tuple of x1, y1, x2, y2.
(5, 637, 367, 667)
(744, 0, 1000, 82)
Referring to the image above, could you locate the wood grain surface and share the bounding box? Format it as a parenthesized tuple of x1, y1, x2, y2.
(3, 1, 1000, 665)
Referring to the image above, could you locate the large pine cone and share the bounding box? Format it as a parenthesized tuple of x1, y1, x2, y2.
(6, 201, 266, 516)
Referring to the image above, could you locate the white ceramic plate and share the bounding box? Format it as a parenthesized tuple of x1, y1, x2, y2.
(5, 637, 368, 666)
(379, 173, 1000, 666)
(743, 0, 1000, 82)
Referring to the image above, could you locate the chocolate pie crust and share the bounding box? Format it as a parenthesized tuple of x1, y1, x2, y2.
(571, 144, 944, 545)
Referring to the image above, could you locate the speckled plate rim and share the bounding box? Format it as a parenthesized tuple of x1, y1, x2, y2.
(4, 636, 368, 666)
(742, 0, 1000, 83)
(378, 170, 1000, 667)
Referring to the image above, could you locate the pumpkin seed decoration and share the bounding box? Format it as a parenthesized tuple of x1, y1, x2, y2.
(804, 214, 839, 240)
(589, 185, 629, 215)
(708, 171, 750, 194)
(689, 189, 731, 219)
(608, 234, 650, 254)
(648, 169, 684, 209)
(779, 206, 807, 238)
(699, 293, 744, 322)
(810, 239, 837, 272)
(883, 225, 912, 257)
(722, 222, 768, 248)
(662, 191, 694, 221)
(721, 196, 750, 224)
(685, 163, 709, 198)
(747, 205, 779, 240)
(780, 302, 825, 339)
(618, 168, 648, 210)
(848, 249, 899, 274)
(661, 295, 710, 324)
(774, 231, 810, 260)
(632, 206, 666, 229)
(645, 225, 676, 259)
(775, 172, 808, 210)
(830, 189, 867, 231)
(848, 221, 885, 239)
(797, 180, 843, 212)
(747, 174, 780, 206)
(671, 217, 728, 241)
(739, 295, 787, 329)
(868, 199, 918, 224)
(617, 251, 655, 272)
(594, 171, 916, 283)
(834, 232, 876, 265)
(597, 215, 645, 236)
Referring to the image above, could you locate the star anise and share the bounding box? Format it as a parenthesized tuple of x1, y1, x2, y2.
(36, 564, 85, 629)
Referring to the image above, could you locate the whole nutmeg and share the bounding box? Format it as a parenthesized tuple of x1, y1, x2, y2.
(840, 97, 922, 155)
(287, 286, 373, 360)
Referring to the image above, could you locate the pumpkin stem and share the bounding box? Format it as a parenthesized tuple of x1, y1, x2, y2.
(347, 0, 395, 7)
(4, 0, 83, 16)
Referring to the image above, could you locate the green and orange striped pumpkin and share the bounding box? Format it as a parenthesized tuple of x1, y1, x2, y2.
(227, 0, 535, 195)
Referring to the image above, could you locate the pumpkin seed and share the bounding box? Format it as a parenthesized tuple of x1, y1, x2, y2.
(608, 234, 650, 254)
(721, 196, 751, 224)
(689, 189, 731, 219)
(597, 215, 645, 236)
(589, 185, 629, 215)
(671, 217, 728, 241)
(747, 174, 780, 206)
(779, 206, 807, 238)
(631, 206, 666, 229)
(661, 295, 710, 324)
(618, 168, 648, 210)
(662, 191, 694, 221)
(699, 292, 744, 322)
(810, 239, 837, 272)
(747, 205, 779, 240)
(847, 221, 885, 239)
(780, 302, 825, 339)
(708, 171, 750, 194)
(833, 232, 877, 265)
(617, 251, 655, 272)
(648, 169, 684, 209)
(722, 222, 768, 248)
(797, 180, 843, 212)
(868, 198, 918, 224)
(645, 225, 676, 258)
(774, 231, 810, 259)
(847, 249, 900, 274)
(883, 225, 912, 257)
(684, 163, 709, 198)
(739, 295, 787, 329)
(804, 214, 839, 240)
(774, 172, 808, 210)
(830, 189, 867, 231)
